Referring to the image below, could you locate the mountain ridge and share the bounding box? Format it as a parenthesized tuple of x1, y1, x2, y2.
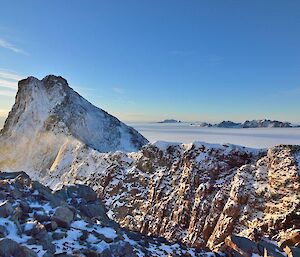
(191, 119, 295, 128)
(0, 75, 148, 174)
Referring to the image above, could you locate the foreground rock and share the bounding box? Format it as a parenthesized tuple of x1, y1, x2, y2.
(0, 171, 215, 256)
(0, 238, 37, 257)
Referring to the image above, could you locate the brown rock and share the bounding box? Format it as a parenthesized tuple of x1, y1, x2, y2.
(283, 246, 300, 257)
(279, 230, 300, 249)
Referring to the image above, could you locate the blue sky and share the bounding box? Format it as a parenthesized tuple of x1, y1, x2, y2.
(0, 1, 300, 124)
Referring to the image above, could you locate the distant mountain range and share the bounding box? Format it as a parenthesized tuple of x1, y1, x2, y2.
(191, 119, 299, 128)
(158, 119, 182, 123)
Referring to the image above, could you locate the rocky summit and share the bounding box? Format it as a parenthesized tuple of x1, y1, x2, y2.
(0, 75, 148, 173)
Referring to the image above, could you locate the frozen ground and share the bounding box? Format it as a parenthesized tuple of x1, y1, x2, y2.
(128, 122, 300, 148)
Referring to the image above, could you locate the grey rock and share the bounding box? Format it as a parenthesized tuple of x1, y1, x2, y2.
(52, 231, 66, 240)
(24, 221, 47, 237)
(230, 235, 259, 255)
(33, 212, 51, 222)
(31, 181, 62, 207)
(79, 202, 106, 219)
(19, 201, 31, 213)
(109, 241, 137, 257)
(0, 171, 29, 180)
(80, 249, 99, 257)
(44, 221, 58, 231)
(0, 200, 13, 217)
(258, 240, 286, 257)
(0, 238, 37, 257)
(65, 185, 97, 202)
(0, 225, 8, 237)
(52, 206, 74, 228)
(98, 248, 113, 257)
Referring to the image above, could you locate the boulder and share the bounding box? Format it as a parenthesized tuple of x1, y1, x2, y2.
(224, 235, 260, 257)
(33, 212, 51, 222)
(0, 225, 8, 237)
(52, 206, 74, 228)
(24, 221, 47, 237)
(257, 240, 286, 257)
(19, 201, 31, 213)
(109, 241, 137, 257)
(80, 249, 99, 257)
(52, 231, 66, 240)
(31, 181, 62, 206)
(79, 202, 106, 219)
(44, 221, 58, 231)
(66, 185, 97, 202)
(0, 200, 13, 217)
(279, 229, 300, 249)
(0, 238, 37, 257)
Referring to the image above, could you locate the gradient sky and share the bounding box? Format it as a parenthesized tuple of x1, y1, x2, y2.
(0, 1, 300, 126)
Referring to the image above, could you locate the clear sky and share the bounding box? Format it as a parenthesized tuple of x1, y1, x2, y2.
(0, 1, 300, 125)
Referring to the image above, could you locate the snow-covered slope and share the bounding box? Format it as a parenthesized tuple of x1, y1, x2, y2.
(0, 75, 148, 173)
(32, 140, 300, 253)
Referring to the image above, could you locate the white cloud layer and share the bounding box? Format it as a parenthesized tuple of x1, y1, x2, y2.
(0, 70, 23, 81)
(0, 69, 22, 96)
(0, 89, 16, 97)
(0, 39, 28, 55)
(0, 109, 9, 116)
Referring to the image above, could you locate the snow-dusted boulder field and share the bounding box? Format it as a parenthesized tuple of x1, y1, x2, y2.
(0, 172, 216, 256)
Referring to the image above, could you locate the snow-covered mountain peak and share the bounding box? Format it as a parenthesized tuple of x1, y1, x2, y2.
(0, 75, 148, 173)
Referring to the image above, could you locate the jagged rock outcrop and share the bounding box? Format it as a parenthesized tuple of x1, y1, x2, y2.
(0, 75, 148, 174)
(0, 171, 215, 256)
(35, 141, 300, 253)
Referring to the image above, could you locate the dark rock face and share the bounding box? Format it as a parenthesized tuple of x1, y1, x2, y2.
(76, 143, 300, 254)
(0, 171, 215, 256)
(85, 142, 261, 248)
